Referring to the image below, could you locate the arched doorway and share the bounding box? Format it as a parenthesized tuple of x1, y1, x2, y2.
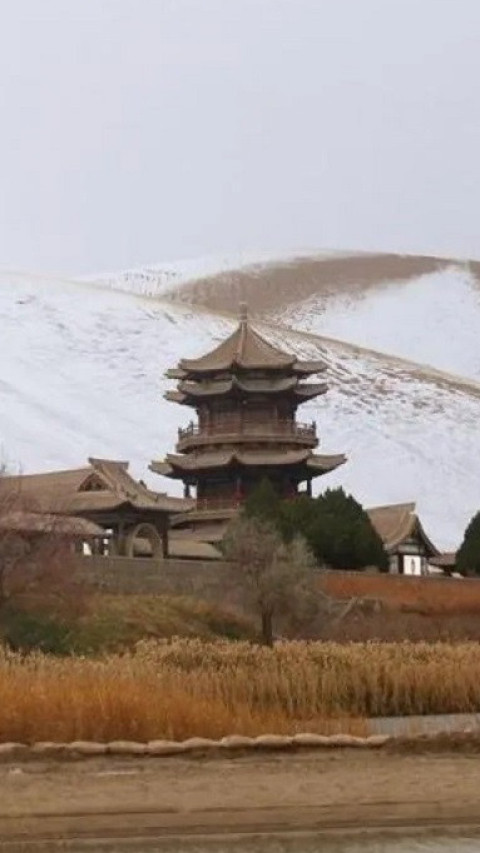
(124, 523, 163, 558)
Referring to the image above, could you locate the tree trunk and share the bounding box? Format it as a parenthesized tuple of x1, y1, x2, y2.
(261, 609, 274, 647)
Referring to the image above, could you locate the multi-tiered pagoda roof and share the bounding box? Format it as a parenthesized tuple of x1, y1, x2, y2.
(150, 306, 346, 542)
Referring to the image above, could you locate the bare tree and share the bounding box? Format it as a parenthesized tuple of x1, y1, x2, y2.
(223, 515, 319, 646)
(0, 470, 85, 640)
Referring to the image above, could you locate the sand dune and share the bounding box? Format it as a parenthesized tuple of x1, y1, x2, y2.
(160, 251, 478, 316)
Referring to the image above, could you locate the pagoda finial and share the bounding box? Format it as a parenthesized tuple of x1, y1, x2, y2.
(239, 302, 248, 324)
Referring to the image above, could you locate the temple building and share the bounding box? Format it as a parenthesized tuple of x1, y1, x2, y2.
(150, 306, 346, 546)
(0, 457, 193, 559)
(367, 502, 439, 575)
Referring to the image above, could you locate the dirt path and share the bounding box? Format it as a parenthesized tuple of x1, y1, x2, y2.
(3, 750, 480, 843)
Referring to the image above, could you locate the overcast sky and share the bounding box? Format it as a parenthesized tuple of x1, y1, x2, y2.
(1, 0, 480, 274)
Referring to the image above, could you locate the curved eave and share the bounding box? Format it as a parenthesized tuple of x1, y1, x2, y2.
(296, 382, 329, 400)
(74, 494, 192, 514)
(171, 509, 236, 528)
(385, 517, 439, 558)
(176, 376, 300, 397)
(412, 518, 439, 557)
(169, 362, 326, 381)
(307, 453, 347, 474)
(165, 368, 187, 380)
(151, 450, 346, 477)
(178, 379, 233, 397)
(166, 379, 328, 404)
(183, 362, 295, 374)
(164, 390, 188, 405)
(149, 496, 195, 513)
(149, 461, 175, 477)
(293, 360, 328, 375)
(179, 354, 296, 374)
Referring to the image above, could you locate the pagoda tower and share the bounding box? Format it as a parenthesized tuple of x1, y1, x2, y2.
(150, 306, 346, 543)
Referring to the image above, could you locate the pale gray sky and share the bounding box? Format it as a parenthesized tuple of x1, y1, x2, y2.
(1, 0, 480, 274)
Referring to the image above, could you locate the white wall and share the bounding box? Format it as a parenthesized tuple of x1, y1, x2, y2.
(403, 555, 423, 576)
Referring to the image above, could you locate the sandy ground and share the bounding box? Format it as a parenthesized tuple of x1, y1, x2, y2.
(172, 253, 447, 316)
(2, 750, 480, 844)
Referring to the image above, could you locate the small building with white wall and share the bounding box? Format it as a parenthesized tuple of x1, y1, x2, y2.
(367, 502, 439, 575)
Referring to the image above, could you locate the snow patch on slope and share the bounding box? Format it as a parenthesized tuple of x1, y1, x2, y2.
(271, 266, 480, 382)
(0, 272, 231, 478)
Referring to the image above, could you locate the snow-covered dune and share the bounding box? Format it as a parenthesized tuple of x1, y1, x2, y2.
(122, 251, 464, 320)
(2, 267, 480, 549)
(84, 249, 357, 300)
(270, 266, 480, 383)
(97, 251, 479, 383)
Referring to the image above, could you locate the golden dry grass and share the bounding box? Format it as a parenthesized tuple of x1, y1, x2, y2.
(1, 639, 480, 743)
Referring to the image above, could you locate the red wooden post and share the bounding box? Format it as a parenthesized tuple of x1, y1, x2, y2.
(234, 475, 243, 506)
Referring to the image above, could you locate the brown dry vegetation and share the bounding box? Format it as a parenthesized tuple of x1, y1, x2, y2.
(1, 639, 480, 744)
(320, 572, 480, 615)
(73, 593, 254, 651)
(312, 573, 480, 642)
(317, 608, 480, 643)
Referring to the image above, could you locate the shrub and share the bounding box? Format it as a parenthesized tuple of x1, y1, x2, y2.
(223, 515, 318, 646)
(2, 608, 73, 655)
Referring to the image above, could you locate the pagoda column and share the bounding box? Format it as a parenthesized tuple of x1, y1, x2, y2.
(161, 528, 169, 559)
(283, 478, 297, 499)
(234, 474, 243, 506)
(306, 479, 312, 498)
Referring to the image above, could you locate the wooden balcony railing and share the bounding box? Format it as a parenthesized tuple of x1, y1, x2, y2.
(193, 493, 304, 512)
(178, 419, 316, 443)
(194, 496, 243, 512)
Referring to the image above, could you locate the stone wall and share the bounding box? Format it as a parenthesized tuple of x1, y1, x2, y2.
(77, 555, 241, 605)
(76, 555, 480, 614)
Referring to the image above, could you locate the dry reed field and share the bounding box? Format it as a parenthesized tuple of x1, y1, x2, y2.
(1, 639, 480, 744)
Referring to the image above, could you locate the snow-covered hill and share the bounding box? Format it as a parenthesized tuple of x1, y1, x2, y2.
(95, 251, 480, 378)
(269, 266, 480, 383)
(84, 249, 357, 300)
(2, 262, 480, 550)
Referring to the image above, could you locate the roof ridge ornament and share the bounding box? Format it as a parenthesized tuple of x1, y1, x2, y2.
(236, 302, 248, 361)
(175, 304, 326, 374)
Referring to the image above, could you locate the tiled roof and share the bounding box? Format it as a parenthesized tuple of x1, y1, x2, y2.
(367, 502, 438, 556)
(172, 311, 326, 376)
(0, 510, 105, 538)
(0, 458, 191, 516)
(152, 449, 346, 476)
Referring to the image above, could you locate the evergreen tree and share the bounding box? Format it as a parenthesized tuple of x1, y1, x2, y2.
(457, 511, 480, 576)
(278, 494, 317, 544)
(241, 481, 387, 572)
(243, 477, 282, 530)
(282, 487, 388, 571)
